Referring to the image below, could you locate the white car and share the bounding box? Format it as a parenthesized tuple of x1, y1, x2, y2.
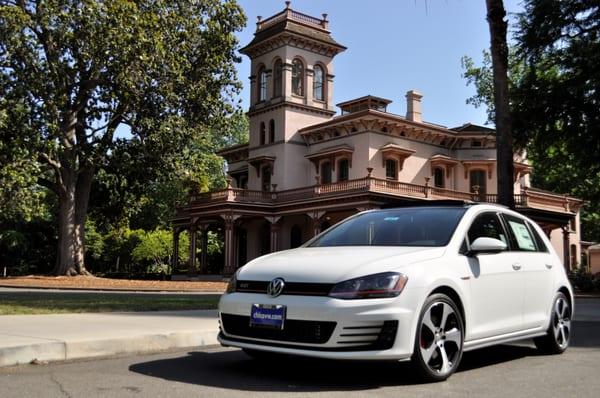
(218, 203, 573, 381)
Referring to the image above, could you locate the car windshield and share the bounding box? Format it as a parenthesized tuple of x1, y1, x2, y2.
(308, 207, 467, 247)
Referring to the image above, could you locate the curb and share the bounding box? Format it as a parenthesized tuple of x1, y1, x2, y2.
(0, 329, 219, 368)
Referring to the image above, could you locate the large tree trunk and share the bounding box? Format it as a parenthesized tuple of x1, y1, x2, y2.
(53, 166, 92, 276)
(486, 0, 515, 209)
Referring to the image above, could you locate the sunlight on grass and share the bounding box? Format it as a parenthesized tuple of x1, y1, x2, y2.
(0, 293, 221, 315)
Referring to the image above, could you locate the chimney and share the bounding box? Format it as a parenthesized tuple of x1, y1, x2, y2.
(405, 90, 423, 123)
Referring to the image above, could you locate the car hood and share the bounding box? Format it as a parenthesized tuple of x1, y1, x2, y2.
(237, 246, 445, 283)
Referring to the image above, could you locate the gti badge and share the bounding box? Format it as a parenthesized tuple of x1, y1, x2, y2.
(267, 277, 285, 298)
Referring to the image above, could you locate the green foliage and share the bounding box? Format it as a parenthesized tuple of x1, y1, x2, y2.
(131, 229, 172, 272)
(84, 220, 105, 261)
(569, 268, 600, 293)
(0, 0, 247, 274)
(461, 0, 600, 242)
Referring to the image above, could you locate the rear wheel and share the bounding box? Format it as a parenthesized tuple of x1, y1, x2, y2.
(534, 292, 571, 354)
(411, 293, 464, 382)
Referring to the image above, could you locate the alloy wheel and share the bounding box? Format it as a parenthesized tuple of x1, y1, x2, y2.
(419, 301, 463, 376)
(553, 296, 571, 349)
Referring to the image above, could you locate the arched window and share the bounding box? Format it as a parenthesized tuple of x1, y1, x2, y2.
(385, 159, 398, 180)
(258, 66, 267, 102)
(291, 59, 304, 96)
(338, 158, 349, 181)
(290, 225, 302, 248)
(269, 119, 275, 143)
(259, 122, 265, 145)
(433, 167, 445, 188)
(273, 59, 282, 98)
(313, 64, 324, 101)
(320, 161, 332, 184)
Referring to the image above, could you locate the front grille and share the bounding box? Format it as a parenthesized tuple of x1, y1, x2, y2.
(221, 313, 336, 344)
(236, 280, 334, 296)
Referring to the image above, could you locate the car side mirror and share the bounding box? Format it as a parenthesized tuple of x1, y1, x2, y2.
(468, 237, 507, 256)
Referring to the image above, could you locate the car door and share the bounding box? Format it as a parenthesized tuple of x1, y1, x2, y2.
(501, 215, 556, 329)
(464, 211, 525, 340)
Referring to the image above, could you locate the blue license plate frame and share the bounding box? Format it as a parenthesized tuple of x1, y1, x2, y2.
(250, 304, 286, 329)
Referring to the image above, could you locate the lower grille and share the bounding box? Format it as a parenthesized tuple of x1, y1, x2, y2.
(336, 321, 398, 349)
(221, 313, 336, 344)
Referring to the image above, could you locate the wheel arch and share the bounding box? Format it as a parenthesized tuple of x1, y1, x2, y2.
(429, 285, 467, 332)
(558, 285, 573, 312)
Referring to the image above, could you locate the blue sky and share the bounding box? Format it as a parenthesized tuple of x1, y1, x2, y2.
(235, 0, 524, 128)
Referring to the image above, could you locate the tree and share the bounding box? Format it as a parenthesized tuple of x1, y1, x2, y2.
(462, 0, 600, 242)
(485, 0, 515, 208)
(0, 1, 246, 275)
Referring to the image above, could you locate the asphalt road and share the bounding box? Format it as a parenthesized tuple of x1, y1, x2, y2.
(2, 298, 599, 398)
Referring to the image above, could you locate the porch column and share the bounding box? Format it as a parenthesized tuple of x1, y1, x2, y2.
(563, 227, 571, 272)
(265, 216, 282, 253)
(222, 214, 240, 275)
(172, 228, 180, 270)
(307, 211, 326, 237)
(199, 224, 209, 274)
(188, 223, 197, 274)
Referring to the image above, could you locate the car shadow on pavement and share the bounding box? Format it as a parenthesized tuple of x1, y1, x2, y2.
(129, 344, 535, 391)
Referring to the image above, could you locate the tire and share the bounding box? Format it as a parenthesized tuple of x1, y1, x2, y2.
(411, 293, 465, 382)
(534, 291, 571, 354)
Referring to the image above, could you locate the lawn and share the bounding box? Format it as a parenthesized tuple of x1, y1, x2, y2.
(0, 291, 221, 315)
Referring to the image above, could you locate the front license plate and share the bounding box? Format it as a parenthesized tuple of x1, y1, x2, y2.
(250, 304, 286, 329)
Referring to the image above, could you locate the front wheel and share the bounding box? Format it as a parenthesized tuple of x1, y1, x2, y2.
(411, 293, 464, 382)
(534, 292, 571, 354)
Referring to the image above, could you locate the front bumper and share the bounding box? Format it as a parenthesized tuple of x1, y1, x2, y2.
(218, 288, 421, 360)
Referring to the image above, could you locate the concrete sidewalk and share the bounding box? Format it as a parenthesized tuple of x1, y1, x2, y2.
(0, 310, 219, 367)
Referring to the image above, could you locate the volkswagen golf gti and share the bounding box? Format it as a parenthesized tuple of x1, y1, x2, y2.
(218, 203, 573, 381)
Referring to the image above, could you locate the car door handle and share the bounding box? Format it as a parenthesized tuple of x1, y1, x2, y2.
(512, 263, 522, 271)
(545, 264, 554, 269)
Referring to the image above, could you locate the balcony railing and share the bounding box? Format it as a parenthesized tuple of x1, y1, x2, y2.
(188, 177, 579, 215)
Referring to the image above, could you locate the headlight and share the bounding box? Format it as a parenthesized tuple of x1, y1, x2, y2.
(225, 270, 238, 294)
(329, 272, 408, 299)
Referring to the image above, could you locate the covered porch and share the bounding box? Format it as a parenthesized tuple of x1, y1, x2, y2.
(172, 175, 583, 275)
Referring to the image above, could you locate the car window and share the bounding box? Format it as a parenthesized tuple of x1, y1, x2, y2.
(308, 207, 466, 247)
(526, 221, 549, 252)
(503, 215, 537, 252)
(467, 212, 508, 245)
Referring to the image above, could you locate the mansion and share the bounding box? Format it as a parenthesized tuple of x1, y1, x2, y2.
(172, 3, 582, 275)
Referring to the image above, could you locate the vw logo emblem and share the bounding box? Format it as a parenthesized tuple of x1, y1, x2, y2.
(267, 278, 285, 298)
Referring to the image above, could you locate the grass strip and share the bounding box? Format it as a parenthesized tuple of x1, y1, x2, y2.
(0, 292, 221, 315)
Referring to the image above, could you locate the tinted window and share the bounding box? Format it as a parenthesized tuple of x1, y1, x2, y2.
(504, 215, 536, 251)
(467, 212, 508, 245)
(309, 208, 466, 247)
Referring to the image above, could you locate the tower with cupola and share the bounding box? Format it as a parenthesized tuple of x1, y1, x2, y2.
(239, 1, 346, 191)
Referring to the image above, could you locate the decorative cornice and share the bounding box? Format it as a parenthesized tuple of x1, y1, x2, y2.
(247, 100, 335, 118)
